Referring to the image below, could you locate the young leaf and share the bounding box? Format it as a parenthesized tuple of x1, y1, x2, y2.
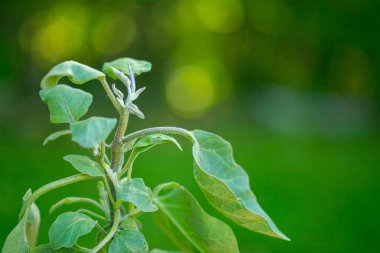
(26, 203, 41, 248)
(70, 117, 117, 148)
(41, 61, 105, 89)
(43, 130, 72, 146)
(109, 227, 149, 253)
(97, 182, 111, 221)
(134, 134, 182, 153)
(40, 85, 93, 124)
(117, 178, 157, 212)
(63, 155, 104, 177)
(32, 244, 78, 253)
(152, 182, 239, 253)
(2, 207, 32, 253)
(191, 130, 290, 240)
(102, 58, 152, 79)
(49, 212, 97, 249)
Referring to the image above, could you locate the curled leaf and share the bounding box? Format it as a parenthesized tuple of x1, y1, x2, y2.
(43, 130, 71, 146)
(41, 61, 105, 89)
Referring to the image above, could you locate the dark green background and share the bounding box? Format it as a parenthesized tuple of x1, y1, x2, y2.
(0, 0, 379, 252)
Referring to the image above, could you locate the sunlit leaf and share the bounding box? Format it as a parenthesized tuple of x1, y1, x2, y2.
(109, 226, 149, 253)
(32, 244, 78, 253)
(43, 130, 71, 146)
(153, 182, 239, 253)
(102, 58, 152, 79)
(41, 61, 105, 89)
(63, 155, 104, 177)
(191, 130, 290, 240)
(117, 178, 157, 212)
(40, 85, 93, 124)
(70, 117, 117, 148)
(49, 212, 97, 249)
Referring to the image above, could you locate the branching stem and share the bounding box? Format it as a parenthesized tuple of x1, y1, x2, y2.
(90, 209, 120, 253)
(122, 127, 194, 144)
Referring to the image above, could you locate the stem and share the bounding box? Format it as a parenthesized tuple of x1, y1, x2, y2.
(111, 110, 129, 172)
(90, 209, 120, 253)
(99, 78, 123, 112)
(49, 197, 104, 215)
(122, 127, 195, 144)
(76, 209, 107, 221)
(120, 149, 138, 177)
(19, 174, 93, 220)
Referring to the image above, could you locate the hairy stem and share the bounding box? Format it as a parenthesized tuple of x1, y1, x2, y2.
(99, 78, 123, 112)
(90, 209, 120, 253)
(122, 127, 195, 144)
(19, 174, 93, 220)
(111, 110, 129, 172)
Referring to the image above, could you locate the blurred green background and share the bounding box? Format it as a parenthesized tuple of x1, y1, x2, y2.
(1, 0, 379, 252)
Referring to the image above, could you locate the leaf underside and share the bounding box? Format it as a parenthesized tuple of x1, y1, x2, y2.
(41, 61, 105, 89)
(153, 182, 239, 253)
(43, 130, 72, 146)
(191, 130, 290, 240)
(2, 208, 31, 253)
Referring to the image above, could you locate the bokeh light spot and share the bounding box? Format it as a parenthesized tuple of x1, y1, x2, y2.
(91, 12, 136, 56)
(166, 66, 215, 118)
(196, 0, 244, 33)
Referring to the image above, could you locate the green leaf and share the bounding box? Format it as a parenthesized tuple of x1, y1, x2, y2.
(191, 130, 290, 240)
(70, 117, 117, 148)
(49, 212, 97, 249)
(109, 227, 149, 253)
(134, 134, 182, 153)
(102, 58, 152, 79)
(97, 182, 111, 221)
(153, 182, 239, 253)
(117, 178, 157, 212)
(63, 155, 104, 177)
(32, 245, 78, 253)
(26, 203, 41, 248)
(40, 85, 93, 124)
(41, 61, 105, 89)
(2, 207, 32, 253)
(43, 130, 71, 145)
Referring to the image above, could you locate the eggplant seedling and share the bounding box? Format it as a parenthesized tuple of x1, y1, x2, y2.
(2, 58, 289, 253)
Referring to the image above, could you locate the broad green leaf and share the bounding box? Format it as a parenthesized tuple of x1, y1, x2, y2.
(120, 218, 139, 230)
(117, 178, 157, 212)
(102, 58, 152, 79)
(43, 130, 71, 146)
(109, 227, 149, 253)
(134, 134, 182, 153)
(153, 182, 239, 253)
(2, 207, 31, 253)
(70, 117, 117, 148)
(41, 61, 105, 89)
(40, 85, 93, 124)
(32, 245, 78, 253)
(63, 155, 104, 177)
(49, 212, 97, 249)
(150, 250, 183, 253)
(191, 130, 289, 240)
